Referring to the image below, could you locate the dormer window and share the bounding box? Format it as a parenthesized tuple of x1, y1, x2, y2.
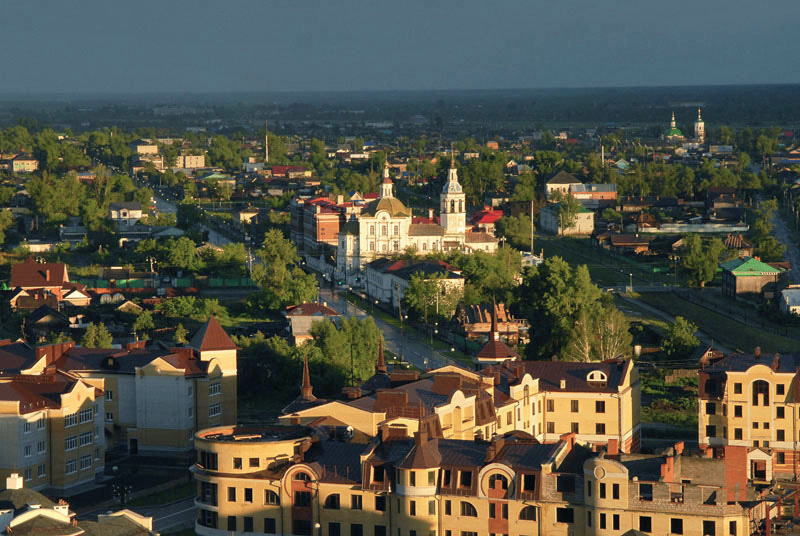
(587, 370, 608, 387)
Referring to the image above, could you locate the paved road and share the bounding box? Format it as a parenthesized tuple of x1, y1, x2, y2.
(153, 192, 232, 246)
(769, 200, 800, 284)
(318, 285, 457, 371)
(141, 497, 196, 533)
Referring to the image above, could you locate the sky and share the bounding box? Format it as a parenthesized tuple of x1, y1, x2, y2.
(0, 0, 797, 94)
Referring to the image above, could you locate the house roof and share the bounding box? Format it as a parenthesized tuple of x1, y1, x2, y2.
(476, 339, 518, 361)
(189, 317, 238, 352)
(704, 351, 800, 374)
(470, 207, 504, 225)
(464, 231, 497, 243)
(0, 487, 56, 512)
(724, 233, 754, 250)
(781, 288, 800, 308)
(0, 341, 36, 374)
(485, 359, 631, 394)
(285, 303, 340, 317)
(11, 258, 68, 288)
(363, 197, 411, 218)
(109, 202, 142, 211)
(547, 171, 580, 185)
(720, 257, 784, 276)
(408, 224, 445, 237)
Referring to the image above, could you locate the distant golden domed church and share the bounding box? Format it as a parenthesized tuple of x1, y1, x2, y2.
(665, 108, 706, 144)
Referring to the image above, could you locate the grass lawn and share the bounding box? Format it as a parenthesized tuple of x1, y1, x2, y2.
(125, 481, 195, 508)
(639, 370, 698, 430)
(636, 292, 798, 353)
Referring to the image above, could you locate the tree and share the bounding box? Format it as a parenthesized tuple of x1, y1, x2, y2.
(594, 307, 632, 361)
(175, 323, 189, 344)
(167, 236, 203, 273)
(81, 322, 113, 349)
(680, 234, 725, 287)
(751, 198, 786, 261)
(495, 215, 534, 251)
(551, 191, 582, 233)
(662, 316, 700, 357)
(249, 230, 317, 310)
(404, 273, 438, 328)
(133, 310, 155, 338)
(0, 210, 14, 245)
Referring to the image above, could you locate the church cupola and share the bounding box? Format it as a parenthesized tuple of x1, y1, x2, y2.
(440, 154, 466, 236)
(694, 108, 705, 144)
(380, 159, 394, 198)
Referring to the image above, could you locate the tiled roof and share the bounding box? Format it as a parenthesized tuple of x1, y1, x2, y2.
(464, 231, 496, 243)
(470, 207, 503, 225)
(724, 234, 753, 249)
(0, 341, 36, 374)
(475, 339, 518, 361)
(286, 303, 340, 317)
(486, 359, 630, 394)
(408, 224, 445, 236)
(547, 170, 580, 185)
(10, 258, 68, 288)
(189, 317, 238, 351)
(705, 352, 800, 374)
(0, 488, 56, 512)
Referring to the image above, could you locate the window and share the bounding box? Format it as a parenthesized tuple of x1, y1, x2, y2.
(706, 425, 717, 438)
(228, 487, 236, 502)
(640, 516, 652, 533)
(209, 382, 221, 396)
(489, 474, 508, 490)
(329, 523, 341, 536)
(65, 459, 77, 474)
(295, 491, 311, 506)
(79, 408, 93, 423)
(105, 412, 113, 422)
(244, 488, 253, 503)
(209, 403, 221, 417)
(730, 520, 737, 535)
(460, 533, 477, 536)
(65, 412, 78, 427)
(571, 400, 578, 412)
(375, 496, 386, 511)
(293, 520, 311, 536)
(596, 423, 606, 435)
(24, 421, 31, 433)
(671, 518, 683, 535)
(778, 384, 785, 395)
(587, 512, 592, 527)
(81, 454, 92, 471)
(778, 452, 786, 464)
(37, 464, 46, 478)
(265, 490, 280, 505)
(571, 422, 579, 433)
(375, 526, 386, 536)
(764, 421, 770, 429)
(547, 399, 554, 412)
(106, 390, 113, 401)
(735, 428, 743, 440)
(443, 469, 452, 486)
(460, 502, 477, 517)
(547, 422, 555, 434)
(294, 472, 311, 481)
(445, 500, 451, 516)
(459, 471, 472, 488)
(24, 444, 31, 457)
(428, 470, 436, 486)
(352, 495, 363, 510)
(428, 500, 435, 515)
(778, 430, 786, 441)
(520, 506, 536, 521)
(599, 483, 606, 499)
(753, 380, 770, 406)
(410, 471, 416, 486)
(370, 225, 375, 236)
(706, 402, 716, 415)
(24, 468, 31, 481)
(556, 476, 574, 493)
(351, 524, 363, 536)
(587, 481, 592, 496)
(613, 514, 620, 531)
(600, 513, 606, 529)
(506, 413, 512, 425)
(777, 407, 785, 419)
(228, 517, 237, 531)
(612, 483, 620, 499)
(65, 435, 78, 451)
(556, 508, 574, 523)
(265, 519, 276, 534)
(37, 417, 45, 430)
(734, 405, 743, 417)
(523, 474, 536, 491)
(188, 407, 193, 417)
(639, 483, 653, 501)
(234, 457, 242, 469)
(596, 401, 605, 413)
(410, 500, 416, 516)
(249, 457, 259, 468)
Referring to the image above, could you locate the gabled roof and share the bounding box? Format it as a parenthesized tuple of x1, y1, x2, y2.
(285, 303, 340, 317)
(189, 317, 238, 351)
(470, 207, 503, 225)
(720, 256, 783, 276)
(109, 201, 142, 211)
(10, 258, 68, 288)
(547, 170, 580, 185)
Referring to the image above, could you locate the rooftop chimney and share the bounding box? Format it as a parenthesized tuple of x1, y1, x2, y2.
(6, 473, 23, 490)
(428, 207, 434, 220)
(45, 269, 50, 281)
(607, 439, 619, 457)
(773, 353, 781, 371)
(754, 347, 761, 360)
(560, 378, 566, 390)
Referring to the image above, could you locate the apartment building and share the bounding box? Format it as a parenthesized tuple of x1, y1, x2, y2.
(281, 356, 640, 454)
(0, 317, 238, 455)
(0, 370, 105, 491)
(192, 425, 759, 536)
(698, 349, 800, 482)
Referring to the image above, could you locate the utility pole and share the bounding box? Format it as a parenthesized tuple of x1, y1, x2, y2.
(530, 199, 534, 254)
(264, 120, 269, 164)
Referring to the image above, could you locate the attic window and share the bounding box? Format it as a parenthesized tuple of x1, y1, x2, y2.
(587, 371, 608, 386)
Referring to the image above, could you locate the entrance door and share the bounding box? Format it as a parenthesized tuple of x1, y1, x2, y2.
(129, 438, 138, 455)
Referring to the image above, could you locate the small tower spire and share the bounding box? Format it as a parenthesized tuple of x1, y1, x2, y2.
(491, 298, 499, 342)
(376, 338, 387, 374)
(697, 107, 702, 121)
(670, 112, 676, 129)
(450, 142, 455, 169)
(301, 353, 315, 400)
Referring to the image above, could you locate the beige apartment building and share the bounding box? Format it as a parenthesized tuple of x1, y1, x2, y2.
(191, 424, 759, 536)
(0, 370, 106, 491)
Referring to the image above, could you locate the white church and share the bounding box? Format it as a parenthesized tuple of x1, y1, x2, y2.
(336, 158, 497, 283)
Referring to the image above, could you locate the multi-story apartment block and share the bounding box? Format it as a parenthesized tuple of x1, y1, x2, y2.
(0, 370, 105, 491)
(192, 425, 760, 536)
(0, 317, 238, 456)
(281, 352, 640, 453)
(699, 349, 800, 482)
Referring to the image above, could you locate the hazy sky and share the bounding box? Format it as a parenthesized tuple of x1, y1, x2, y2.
(0, 0, 796, 94)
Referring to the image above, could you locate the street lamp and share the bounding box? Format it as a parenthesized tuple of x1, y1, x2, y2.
(629, 273, 633, 293)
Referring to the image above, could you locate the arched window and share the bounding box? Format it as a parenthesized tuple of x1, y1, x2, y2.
(293, 472, 311, 481)
(489, 474, 508, 490)
(265, 490, 280, 505)
(450, 200, 455, 213)
(459, 200, 463, 212)
(369, 242, 375, 251)
(422, 243, 428, 251)
(324, 494, 340, 509)
(753, 380, 770, 406)
(520, 506, 537, 521)
(460, 501, 477, 517)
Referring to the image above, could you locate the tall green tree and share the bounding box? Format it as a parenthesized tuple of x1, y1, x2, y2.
(680, 234, 725, 287)
(81, 322, 113, 348)
(662, 317, 700, 357)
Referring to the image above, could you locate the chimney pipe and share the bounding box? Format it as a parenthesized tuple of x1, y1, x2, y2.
(754, 347, 761, 360)
(428, 207, 434, 220)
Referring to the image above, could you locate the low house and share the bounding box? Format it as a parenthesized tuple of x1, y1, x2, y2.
(609, 234, 651, 254)
(569, 183, 617, 208)
(539, 203, 594, 236)
(779, 287, 800, 315)
(109, 202, 143, 227)
(724, 233, 754, 257)
(454, 302, 528, 345)
(23, 304, 70, 341)
(129, 139, 159, 155)
(10, 154, 38, 173)
(720, 256, 785, 298)
(469, 206, 503, 235)
(234, 206, 260, 230)
(285, 302, 340, 346)
(9, 258, 89, 311)
(545, 170, 581, 199)
(365, 259, 465, 309)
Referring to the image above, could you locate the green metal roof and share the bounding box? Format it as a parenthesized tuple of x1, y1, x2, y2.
(720, 256, 783, 276)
